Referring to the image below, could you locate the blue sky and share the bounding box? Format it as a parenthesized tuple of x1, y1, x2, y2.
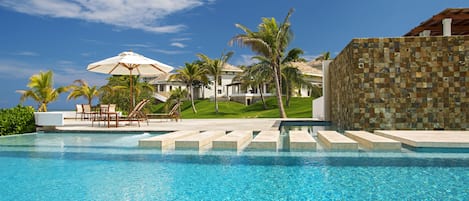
(0, 0, 467, 110)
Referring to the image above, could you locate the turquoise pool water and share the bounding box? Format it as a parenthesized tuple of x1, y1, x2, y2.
(1, 133, 469, 200)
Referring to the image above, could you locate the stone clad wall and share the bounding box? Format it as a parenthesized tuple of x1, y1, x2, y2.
(329, 36, 469, 131)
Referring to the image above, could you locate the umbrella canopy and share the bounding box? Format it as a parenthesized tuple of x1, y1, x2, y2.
(87, 51, 174, 108)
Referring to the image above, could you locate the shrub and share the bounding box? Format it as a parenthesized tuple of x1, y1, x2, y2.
(0, 105, 36, 136)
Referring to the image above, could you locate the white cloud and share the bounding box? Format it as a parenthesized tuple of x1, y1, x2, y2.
(170, 42, 186, 48)
(13, 51, 39, 56)
(171, 37, 191, 41)
(0, 60, 107, 86)
(150, 49, 187, 55)
(234, 54, 256, 66)
(0, 0, 208, 33)
(122, 43, 152, 48)
(303, 54, 322, 61)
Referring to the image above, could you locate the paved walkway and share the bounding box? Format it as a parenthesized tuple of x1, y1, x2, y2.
(56, 118, 298, 132)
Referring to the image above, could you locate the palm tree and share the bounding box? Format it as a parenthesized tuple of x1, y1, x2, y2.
(315, 51, 331, 61)
(67, 79, 100, 105)
(282, 66, 310, 107)
(100, 75, 154, 112)
(197, 51, 234, 114)
(169, 62, 208, 113)
(235, 60, 273, 110)
(230, 9, 294, 118)
(166, 87, 188, 116)
(280, 48, 310, 107)
(17, 70, 69, 112)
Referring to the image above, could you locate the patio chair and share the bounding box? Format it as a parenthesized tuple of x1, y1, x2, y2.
(75, 104, 84, 120)
(120, 99, 150, 127)
(92, 104, 119, 127)
(82, 104, 96, 120)
(147, 102, 181, 122)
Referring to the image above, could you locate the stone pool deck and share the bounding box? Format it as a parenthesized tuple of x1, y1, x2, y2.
(53, 119, 469, 150)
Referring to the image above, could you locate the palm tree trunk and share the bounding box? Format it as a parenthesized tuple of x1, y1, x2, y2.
(190, 85, 197, 113)
(214, 75, 219, 113)
(286, 85, 291, 107)
(259, 84, 267, 110)
(272, 65, 287, 118)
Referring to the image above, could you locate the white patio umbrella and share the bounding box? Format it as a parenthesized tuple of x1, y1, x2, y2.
(87, 51, 174, 109)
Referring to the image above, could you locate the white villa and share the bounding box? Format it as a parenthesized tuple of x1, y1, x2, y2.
(146, 60, 323, 105)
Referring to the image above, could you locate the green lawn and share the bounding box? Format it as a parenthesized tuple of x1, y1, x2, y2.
(151, 97, 313, 118)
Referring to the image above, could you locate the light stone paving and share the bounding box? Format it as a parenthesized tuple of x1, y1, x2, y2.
(317, 131, 358, 151)
(175, 130, 226, 150)
(138, 130, 199, 150)
(374, 130, 469, 148)
(57, 118, 281, 132)
(247, 130, 280, 151)
(212, 130, 253, 151)
(289, 130, 317, 151)
(345, 131, 401, 151)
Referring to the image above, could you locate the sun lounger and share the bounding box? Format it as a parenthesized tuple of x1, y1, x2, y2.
(289, 130, 316, 151)
(212, 130, 253, 151)
(138, 130, 199, 150)
(175, 130, 226, 150)
(147, 102, 180, 122)
(317, 131, 358, 151)
(345, 131, 401, 151)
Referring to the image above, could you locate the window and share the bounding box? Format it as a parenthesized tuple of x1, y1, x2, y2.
(217, 89, 222, 94)
(218, 77, 222, 86)
(159, 85, 165, 92)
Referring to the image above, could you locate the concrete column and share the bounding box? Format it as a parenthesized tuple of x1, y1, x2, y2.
(442, 18, 452, 36)
(322, 60, 332, 121)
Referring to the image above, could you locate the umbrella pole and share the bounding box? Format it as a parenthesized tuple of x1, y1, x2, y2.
(130, 69, 134, 111)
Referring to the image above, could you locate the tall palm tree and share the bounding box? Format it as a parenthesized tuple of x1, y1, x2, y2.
(166, 87, 188, 116)
(67, 79, 100, 105)
(315, 51, 331, 61)
(197, 51, 234, 114)
(170, 62, 208, 113)
(230, 9, 294, 118)
(282, 66, 310, 107)
(236, 59, 274, 110)
(17, 70, 69, 112)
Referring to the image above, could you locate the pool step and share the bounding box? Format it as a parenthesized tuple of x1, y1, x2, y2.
(247, 130, 279, 151)
(138, 130, 199, 150)
(175, 130, 226, 150)
(212, 130, 253, 151)
(345, 131, 401, 151)
(289, 130, 316, 151)
(317, 131, 358, 151)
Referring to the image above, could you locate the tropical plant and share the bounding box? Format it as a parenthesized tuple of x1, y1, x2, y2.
(170, 62, 208, 113)
(280, 48, 310, 107)
(67, 79, 100, 105)
(17, 70, 69, 112)
(315, 51, 331, 61)
(197, 51, 234, 114)
(282, 66, 310, 107)
(166, 87, 188, 115)
(235, 62, 272, 109)
(230, 9, 294, 118)
(0, 105, 35, 135)
(100, 75, 154, 112)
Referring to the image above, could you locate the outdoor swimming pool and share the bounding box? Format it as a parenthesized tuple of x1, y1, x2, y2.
(1, 132, 468, 200)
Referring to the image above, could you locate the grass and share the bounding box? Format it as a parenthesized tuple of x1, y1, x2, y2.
(151, 97, 314, 118)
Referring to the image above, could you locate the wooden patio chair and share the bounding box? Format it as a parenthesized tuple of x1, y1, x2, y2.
(147, 102, 181, 122)
(120, 99, 150, 127)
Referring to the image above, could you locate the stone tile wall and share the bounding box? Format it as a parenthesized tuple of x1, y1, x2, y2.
(329, 36, 469, 131)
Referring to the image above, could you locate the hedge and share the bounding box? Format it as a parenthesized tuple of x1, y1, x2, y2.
(0, 105, 36, 136)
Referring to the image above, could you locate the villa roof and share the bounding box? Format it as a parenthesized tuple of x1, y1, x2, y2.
(288, 60, 323, 77)
(404, 8, 469, 36)
(222, 63, 243, 72)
